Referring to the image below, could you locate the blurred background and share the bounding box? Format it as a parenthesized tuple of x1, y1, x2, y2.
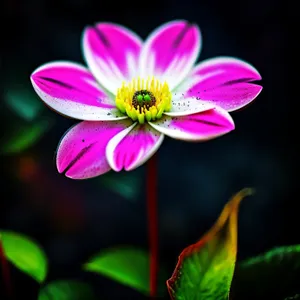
(0, 0, 294, 298)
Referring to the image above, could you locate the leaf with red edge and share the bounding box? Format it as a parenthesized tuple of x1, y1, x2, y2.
(167, 188, 253, 300)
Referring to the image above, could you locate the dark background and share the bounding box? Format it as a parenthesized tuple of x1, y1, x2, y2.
(0, 0, 295, 299)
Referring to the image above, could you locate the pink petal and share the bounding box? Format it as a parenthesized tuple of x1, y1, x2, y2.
(31, 61, 125, 121)
(149, 108, 234, 141)
(139, 20, 201, 90)
(57, 119, 132, 179)
(106, 124, 164, 171)
(184, 57, 262, 111)
(83, 23, 143, 94)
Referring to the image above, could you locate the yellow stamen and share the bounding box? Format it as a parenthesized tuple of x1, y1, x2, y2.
(115, 76, 172, 123)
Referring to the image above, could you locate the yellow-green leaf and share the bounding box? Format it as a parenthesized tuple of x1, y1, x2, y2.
(83, 247, 165, 296)
(0, 231, 48, 283)
(235, 245, 300, 299)
(167, 188, 253, 300)
(1, 119, 51, 154)
(38, 280, 96, 300)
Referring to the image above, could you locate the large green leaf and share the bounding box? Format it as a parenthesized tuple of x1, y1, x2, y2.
(285, 295, 300, 300)
(5, 88, 44, 121)
(167, 189, 253, 300)
(101, 170, 141, 201)
(0, 231, 48, 283)
(1, 119, 51, 154)
(234, 245, 300, 299)
(38, 280, 96, 300)
(83, 247, 165, 295)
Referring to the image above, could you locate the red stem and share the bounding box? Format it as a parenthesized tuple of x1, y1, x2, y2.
(0, 238, 12, 298)
(146, 154, 158, 298)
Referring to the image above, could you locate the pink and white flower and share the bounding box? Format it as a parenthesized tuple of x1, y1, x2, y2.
(31, 20, 262, 179)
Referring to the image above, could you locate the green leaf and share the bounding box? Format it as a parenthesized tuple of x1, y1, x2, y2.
(234, 245, 300, 299)
(0, 231, 48, 283)
(167, 189, 253, 300)
(5, 88, 44, 121)
(285, 295, 300, 300)
(1, 119, 51, 154)
(38, 280, 96, 300)
(101, 170, 141, 201)
(83, 247, 165, 295)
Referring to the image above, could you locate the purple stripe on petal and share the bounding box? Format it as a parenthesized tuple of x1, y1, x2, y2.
(140, 20, 201, 90)
(106, 124, 164, 171)
(57, 119, 132, 179)
(31, 61, 125, 121)
(83, 23, 143, 94)
(149, 108, 234, 141)
(32, 62, 113, 107)
(185, 57, 262, 111)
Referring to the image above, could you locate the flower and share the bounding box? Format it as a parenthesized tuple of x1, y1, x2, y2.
(30, 20, 262, 179)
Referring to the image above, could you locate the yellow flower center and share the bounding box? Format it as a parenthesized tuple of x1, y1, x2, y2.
(115, 77, 172, 124)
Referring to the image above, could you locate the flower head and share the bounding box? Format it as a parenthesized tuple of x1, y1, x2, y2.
(31, 20, 262, 179)
(115, 77, 172, 123)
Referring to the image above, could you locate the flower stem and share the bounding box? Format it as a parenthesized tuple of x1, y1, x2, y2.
(146, 154, 158, 298)
(0, 238, 12, 298)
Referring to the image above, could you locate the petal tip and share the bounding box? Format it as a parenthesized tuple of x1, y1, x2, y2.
(110, 164, 123, 172)
(257, 84, 263, 94)
(30, 66, 43, 83)
(252, 84, 263, 101)
(56, 150, 66, 175)
(228, 119, 235, 132)
(56, 160, 64, 174)
(30, 73, 36, 85)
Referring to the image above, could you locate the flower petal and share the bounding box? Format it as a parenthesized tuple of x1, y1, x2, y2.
(149, 108, 234, 141)
(31, 61, 126, 121)
(83, 23, 143, 94)
(57, 119, 132, 179)
(165, 98, 215, 116)
(184, 57, 262, 111)
(106, 124, 164, 171)
(139, 20, 201, 90)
